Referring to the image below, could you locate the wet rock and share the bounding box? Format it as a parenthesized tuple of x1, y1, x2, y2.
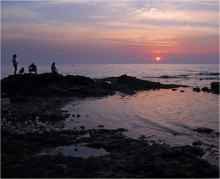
(1, 74, 187, 97)
(49, 115, 59, 120)
(56, 100, 61, 103)
(158, 75, 178, 79)
(64, 75, 94, 86)
(192, 141, 202, 146)
(209, 73, 220, 76)
(98, 125, 104, 128)
(172, 132, 179, 136)
(2, 109, 9, 114)
(194, 127, 214, 133)
(214, 132, 219, 136)
(77, 114, 80, 118)
(201, 87, 210, 93)
(10, 95, 28, 103)
(210, 82, 219, 94)
(138, 135, 146, 140)
(193, 87, 200, 92)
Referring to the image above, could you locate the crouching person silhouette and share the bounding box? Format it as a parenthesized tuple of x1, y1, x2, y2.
(28, 63, 37, 75)
(19, 67, 25, 75)
(51, 62, 58, 74)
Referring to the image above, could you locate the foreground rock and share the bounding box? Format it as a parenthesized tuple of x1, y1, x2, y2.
(2, 129, 219, 178)
(1, 96, 219, 178)
(1, 73, 186, 97)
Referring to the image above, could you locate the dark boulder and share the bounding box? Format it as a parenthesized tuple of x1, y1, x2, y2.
(36, 73, 64, 83)
(201, 87, 210, 93)
(158, 75, 177, 79)
(210, 82, 219, 94)
(192, 141, 202, 146)
(209, 73, 219, 76)
(193, 87, 200, 92)
(64, 75, 94, 86)
(194, 127, 214, 133)
(10, 95, 28, 103)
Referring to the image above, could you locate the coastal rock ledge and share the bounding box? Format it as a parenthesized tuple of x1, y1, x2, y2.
(1, 73, 186, 97)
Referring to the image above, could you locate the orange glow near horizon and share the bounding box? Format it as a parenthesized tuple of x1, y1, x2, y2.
(154, 56, 161, 62)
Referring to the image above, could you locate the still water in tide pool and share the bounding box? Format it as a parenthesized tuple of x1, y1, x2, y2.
(63, 88, 219, 149)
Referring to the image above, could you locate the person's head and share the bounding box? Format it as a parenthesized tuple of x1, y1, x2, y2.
(52, 62, 55, 65)
(13, 54, 17, 58)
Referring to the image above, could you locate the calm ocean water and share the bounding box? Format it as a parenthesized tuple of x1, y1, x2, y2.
(1, 64, 219, 150)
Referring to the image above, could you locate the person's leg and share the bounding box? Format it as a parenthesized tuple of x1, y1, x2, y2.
(14, 65, 17, 75)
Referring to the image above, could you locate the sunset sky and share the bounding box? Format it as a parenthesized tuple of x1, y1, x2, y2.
(1, 0, 219, 64)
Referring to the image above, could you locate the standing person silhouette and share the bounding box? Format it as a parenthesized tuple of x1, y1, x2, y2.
(12, 54, 18, 75)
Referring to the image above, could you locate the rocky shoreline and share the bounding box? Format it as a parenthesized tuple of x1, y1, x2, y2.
(1, 73, 188, 98)
(1, 74, 219, 178)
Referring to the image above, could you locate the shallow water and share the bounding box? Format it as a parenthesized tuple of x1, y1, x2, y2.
(63, 88, 219, 149)
(39, 143, 109, 158)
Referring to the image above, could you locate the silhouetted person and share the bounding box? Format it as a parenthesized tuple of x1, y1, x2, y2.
(28, 63, 37, 74)
(19, 67, 24, 75)
(51, 62, 58, 74)
(12, 54, 18, 75)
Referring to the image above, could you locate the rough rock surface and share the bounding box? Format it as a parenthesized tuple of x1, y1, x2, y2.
(210, 82, 219, 94)
(2, 129, 219, 178)
(1, 74, 186, 97)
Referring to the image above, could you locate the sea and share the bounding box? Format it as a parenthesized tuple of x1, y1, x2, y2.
(1, 64, 220, 157)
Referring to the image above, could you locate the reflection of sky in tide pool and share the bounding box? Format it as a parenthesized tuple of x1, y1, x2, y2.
(63, 88, 219, 148)
(39, 144, 108, 158)
(39, 143, 109, 158)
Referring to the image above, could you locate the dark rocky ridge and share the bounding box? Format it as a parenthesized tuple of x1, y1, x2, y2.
(1, 73, 186, 97)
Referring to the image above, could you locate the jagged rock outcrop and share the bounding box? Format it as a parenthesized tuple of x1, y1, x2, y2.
(1, 73, 186, 97)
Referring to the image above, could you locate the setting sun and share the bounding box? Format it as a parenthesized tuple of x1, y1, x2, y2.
(155, 57, 161, 61)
